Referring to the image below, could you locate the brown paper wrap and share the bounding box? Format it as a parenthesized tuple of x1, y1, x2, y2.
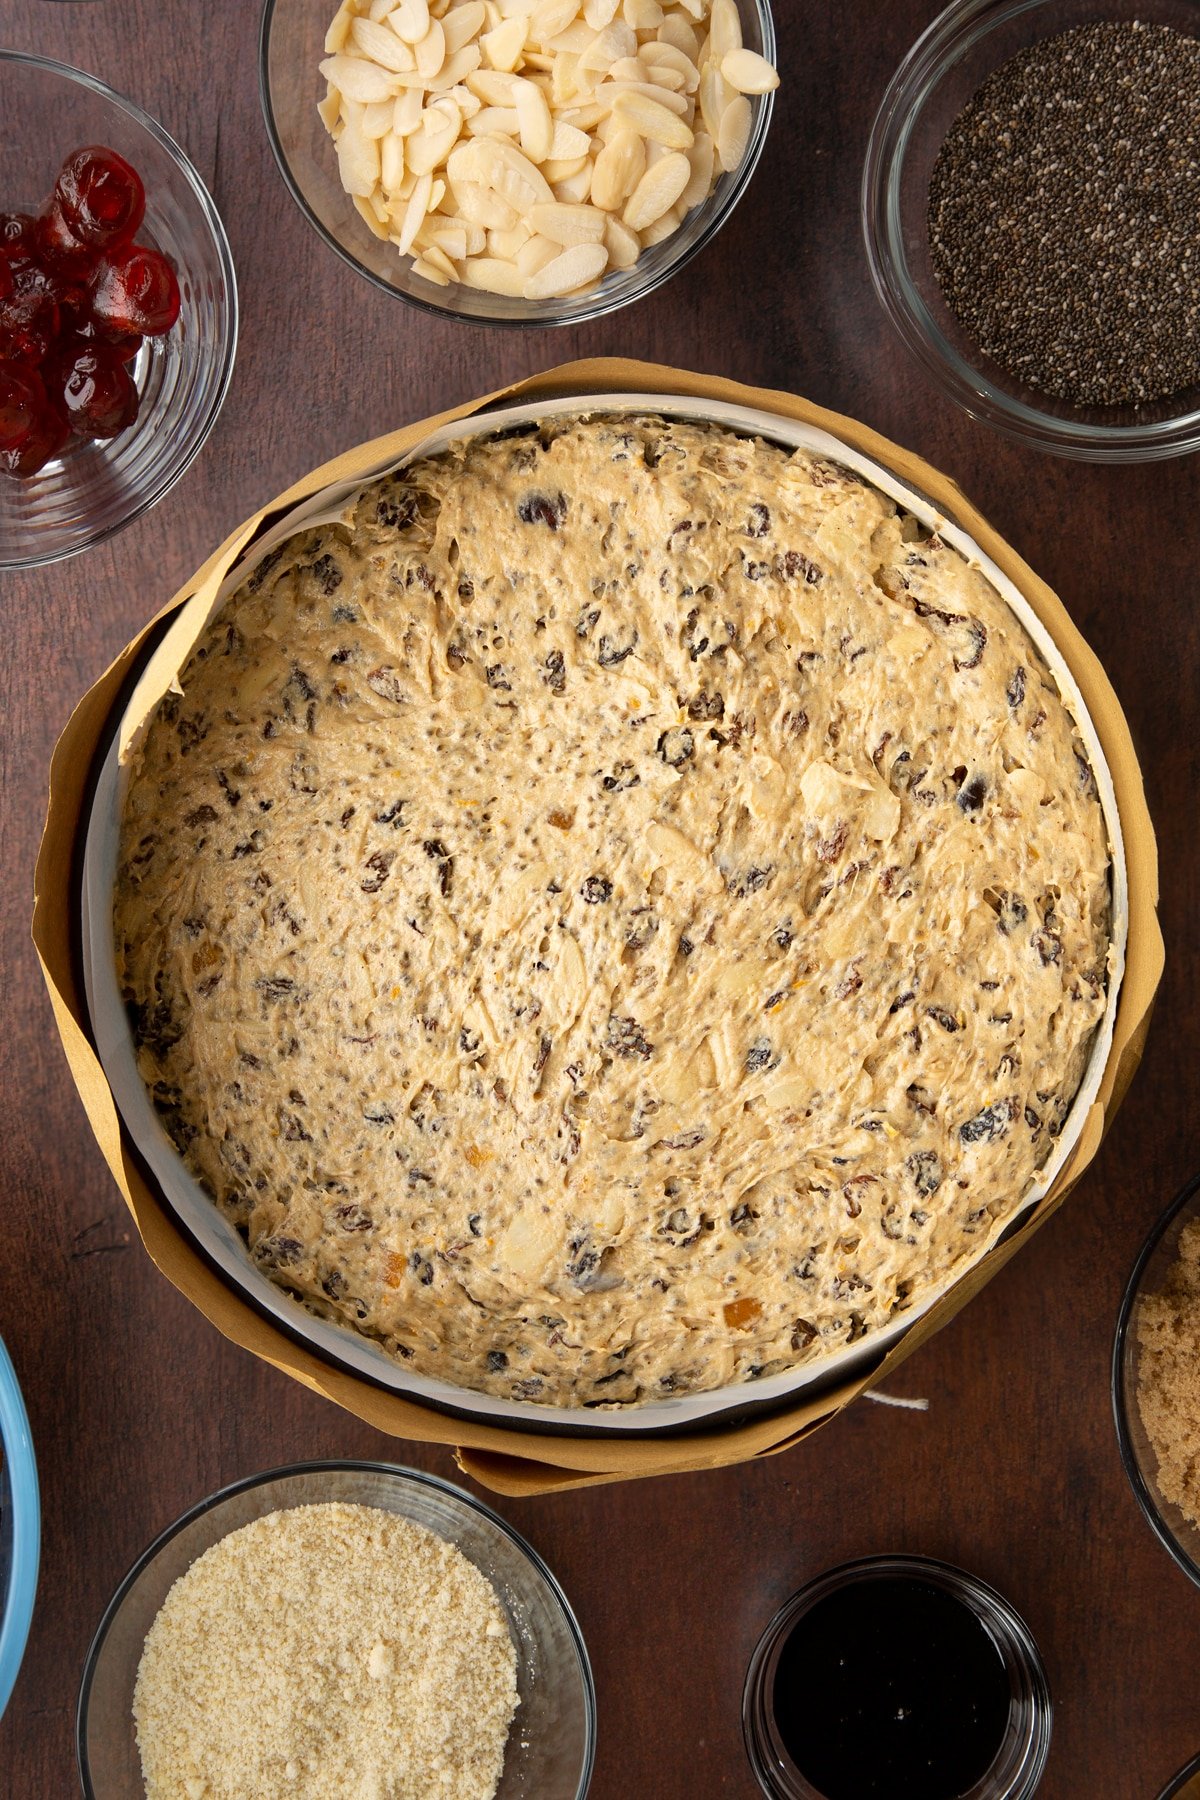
(34, 360, 1163, 1496)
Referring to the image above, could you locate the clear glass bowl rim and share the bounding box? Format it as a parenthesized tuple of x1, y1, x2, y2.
(741, 1552, 1052, 1800)
(860, 0, 1200, 462)
(256, 0, 776, 329)
(0, 48, 239, 569)
(0, 1334, 40, 1723)
(74, 1457, 597, 1800)
(1111, 1169, 1200, 1592)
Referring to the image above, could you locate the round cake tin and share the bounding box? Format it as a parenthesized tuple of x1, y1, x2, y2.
(258, 0, 776, 327)
(79, 390, 1129, 1440)
(0, 52, 238, 569)
(77, 1459, 595, 1799)
(741, 1554, 1052, 1800)
(1112, 1170, 1200, 1589)
(0, 1333, 39, 1721)
(1157, 1750, 1200, 1800)
(862, 0, 1200, 462)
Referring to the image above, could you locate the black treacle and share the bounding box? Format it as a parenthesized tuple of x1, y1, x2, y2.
(770, 1575, 1010, 1800)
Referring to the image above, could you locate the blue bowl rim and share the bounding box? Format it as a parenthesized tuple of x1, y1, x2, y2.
(76, 1457, 597, 1800)
(0, 1333, 40, 1722)
(256, 0, 777, 330)
(0, 48, 240, 571)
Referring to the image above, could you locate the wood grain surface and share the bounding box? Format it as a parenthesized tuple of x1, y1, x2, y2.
(2, 3, 1198, 1795)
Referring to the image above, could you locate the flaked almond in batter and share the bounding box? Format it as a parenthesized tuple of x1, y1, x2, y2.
(115, 414, 1111, 1407)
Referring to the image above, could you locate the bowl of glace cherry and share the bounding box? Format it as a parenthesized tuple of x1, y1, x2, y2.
(0, 54, 237, 570)
(1, 149, 180, 474)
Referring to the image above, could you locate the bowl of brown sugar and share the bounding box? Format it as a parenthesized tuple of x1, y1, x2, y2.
(1113, 1171, 1200, 1587)
(863, 0, 1200, 460)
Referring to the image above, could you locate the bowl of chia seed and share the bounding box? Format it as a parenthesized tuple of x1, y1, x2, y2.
(862, 0, 1200, 460)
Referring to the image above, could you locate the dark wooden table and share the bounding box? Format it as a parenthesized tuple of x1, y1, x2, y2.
(3, 3, 1198, 1795)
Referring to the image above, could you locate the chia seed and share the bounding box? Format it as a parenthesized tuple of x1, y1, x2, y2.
(928, 21, 1200, 408)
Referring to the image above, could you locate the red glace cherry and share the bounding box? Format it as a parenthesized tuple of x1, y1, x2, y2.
(0, 401, 69, 478)
(0, 266, 60, 365)
(43, 336, 138, 438)
(0, 148, 176, 476)
(32, 199, 101, 284)
(0, 361, 46, 450)
(0, 213, 35, 258)
(88, 243, 180, 336)
(55, 147, 145, 252)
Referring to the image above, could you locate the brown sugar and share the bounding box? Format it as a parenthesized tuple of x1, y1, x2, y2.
(1135, 1218, 1200, 1529)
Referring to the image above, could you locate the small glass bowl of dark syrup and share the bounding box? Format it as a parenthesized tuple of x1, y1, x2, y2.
(742, 1555, 1051, 1800)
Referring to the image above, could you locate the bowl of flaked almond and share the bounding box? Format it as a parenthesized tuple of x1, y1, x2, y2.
(259, 0, 779, 323)
(77, 1461, 595, 1800)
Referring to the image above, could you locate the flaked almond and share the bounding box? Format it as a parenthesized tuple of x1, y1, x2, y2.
(361, 97, 397, 139)
(444, 2, 486, 56)
(681, 130, 714, 207)
(394, 169, 433, 253)
(414, 18, 446, 81)
(321, 53, 399, 104)
(591, 127, 646, 209)
(542, 153, 590, 184)
(336, 116, 380, 196)
(450, 178, 520, 230)
(640, 40, 700, 90)
(622, 149, 689, 229)
(380, 131, 406, 194)
(612, 89, 694, 148)
(393, 87, 424, 135)
(716, 92, 751, 171)
(524, 238, 609, 296)
(516, 232, 561, 276)
(481, 17, 527, 72)
(350, 16, 416, 72)
(533, 0, 583, 40)
(657, 14, 699, 58)
(514, 78, 555, 160)
(603, 212, 640, 267)
(721, 47, 780, 95)
(529, 200, 607, 244)
(467, 104, 520, 137)
(389, 0, 430, 45)
(487, 221, 532, 259)
(462, 255, 528, 295)
(625, 0, 666, 25)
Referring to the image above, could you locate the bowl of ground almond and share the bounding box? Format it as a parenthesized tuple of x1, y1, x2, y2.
(863, 0, 1200, 461)
(76, 1460, 596, 1800)
(1113, 1171, 1200, 1588)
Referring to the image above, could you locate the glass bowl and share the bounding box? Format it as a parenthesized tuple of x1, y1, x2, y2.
(76, 1459, 595, 1799)
(1112, 1171, 1200, 1588)
(0, 1334, 39, 1721)
(259, 0, 776, 327)
(862, 0, 1200, 461)
(742, 1554, 1051, 1800)
(0, 53, 238, 569)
